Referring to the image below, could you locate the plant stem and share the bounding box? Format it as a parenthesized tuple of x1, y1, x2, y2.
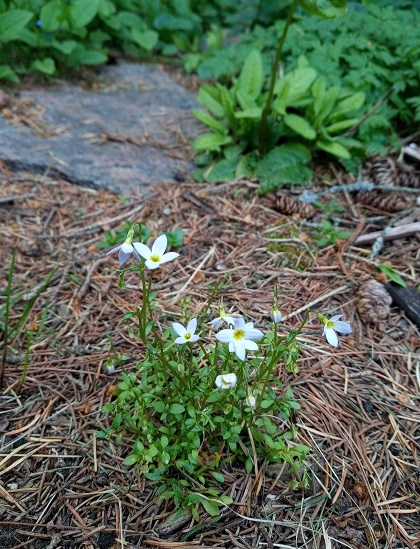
(258, 0, 298, 155)
(1, 249, 16, 391)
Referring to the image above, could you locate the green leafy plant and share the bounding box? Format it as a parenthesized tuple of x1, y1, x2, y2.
(377, 263, 407, 288)
(99, 226, 353, 515)
(315, 219, 353, 247)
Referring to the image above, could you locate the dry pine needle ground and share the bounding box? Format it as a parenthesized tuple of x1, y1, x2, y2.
(0, 169, 419, 549)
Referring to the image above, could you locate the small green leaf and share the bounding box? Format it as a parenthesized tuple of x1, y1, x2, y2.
(169, 404, 185, 415)
(166, 229, 184, 248)
(32, 57, 55, 75)
(70, 0, 99, 28)
(316, 139, 350, 159)
(378, 264, 407, 288)
(197, 86, 225, 118)
(204, 158, 237, 182)
(201, 499, 221, 516)
(192, 109, 227, 134)
(0, 65, 19, 83)
(131, 29, 158, 51)
(284, 114, 316, 140)
(123, 454, 138, 466)
(192, 132, 232, 152)
(211, 472, 225, 483)
(298, 0, 347, 19)
(77, 49, 108, 65)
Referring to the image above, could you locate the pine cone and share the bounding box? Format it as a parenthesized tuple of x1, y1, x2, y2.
(367, 156, 397, 186)
(356, 279, 392, 323)
(395, 168, 420, 189)
(272, 193, 317, 218)
(355, 190, 409, 212)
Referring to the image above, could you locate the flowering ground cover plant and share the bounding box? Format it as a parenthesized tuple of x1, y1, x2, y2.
(100, 224, 352, 516)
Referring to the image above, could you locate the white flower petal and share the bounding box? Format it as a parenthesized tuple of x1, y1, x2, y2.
(160, 252, 179, 264)
(223, 373, 237, 386)
(223, 316, 236, 326)
(234, 317, 245, 329)
(174, 336, 187, 344)
(172, 322, 187, 336)
(106, 244, 122, 256)
(187, 318, 197, 334)
(332, 321, 352, 334)
(133, 242, 151, 259)
(120, 242, 133, 253)
(330, 315, 343, 322)
(215, 329, 234, 343)
(207, 317, 222, 329)
(233, 339, 246, 361)
(324, 327, 338, 347)
(152, 234, 167, 256)
(244, 340, 258, 351)
(244, 327, 264, 340)
(118, 249, 131, 264)
(189, 334, 200, 343)
(145, 258, 160, 269)
(228, 341, 234, 352)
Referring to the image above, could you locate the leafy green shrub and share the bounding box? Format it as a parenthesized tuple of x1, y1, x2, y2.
(192, 51, 366, 193)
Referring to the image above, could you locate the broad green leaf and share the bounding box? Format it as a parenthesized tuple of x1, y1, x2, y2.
(0, 10, 33, 42)
(211, 472, 225, 483)
(255, 144, 313, 195)
(328, 92, 365, 121)
(197, 86, 225, 118)
(324, 118, 359, 133)
(218, 84, 236, 128)
(123, 454, 138, 466)
(52, 39, 78, 55)
(274, 67, 317, 108)
(118, 11, 145, 31)
(284, 114, 316, 140)
(192, 109, 227, 134)
(71, 0, 99, 28)
(17, 29, 37, 46)
(313, 82, 340, 127)
(32, 57, 56, 75)
(41, 1, 63, 32)
(234, 107, 262, 119)
(131, 29, 158, 51)
(237, 49, 264, 100)
(77, 49, 108, 65)
(235, 90, 258, 111)
(204, 158, 237, 182)
(201, 499, 221, 516)
(316, 139, 350, 158)
(298, 0, 347, 18)
(0, 65, 19, 83)
(192, 132, 232, 152)
(377, 264, 407, 287)
(169, 404, 185, 415)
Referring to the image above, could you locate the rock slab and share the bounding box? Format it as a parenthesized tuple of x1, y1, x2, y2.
(0, 64, 201, 195)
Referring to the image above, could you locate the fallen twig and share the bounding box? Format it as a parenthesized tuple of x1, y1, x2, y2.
(354, 222, 420, 245)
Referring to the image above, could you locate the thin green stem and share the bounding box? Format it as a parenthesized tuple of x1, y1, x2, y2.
(1, 248, 16, 391)
(258, 0, 298, 155)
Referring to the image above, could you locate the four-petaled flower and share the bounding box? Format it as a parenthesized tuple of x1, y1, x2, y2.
(207, 306, 236, 330)
(215, 373, 237, 390)
(319, 314, 352, 347)
(106, 227, 140, 265)
(172, 318, 200, 345)
(133, 234, 179, 270)
(215, 317, 263, 361)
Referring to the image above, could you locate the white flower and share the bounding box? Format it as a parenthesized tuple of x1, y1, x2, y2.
(106, 227, 140, 265)
(215, 373, 237, 390)
(172, 318, 200, 344)
(271, 304, 282, 324)
(133, 234, 179, 270)
(321, 314, 352, 347)
(215, 317, 263, 361)
(207, 306, 236, 330)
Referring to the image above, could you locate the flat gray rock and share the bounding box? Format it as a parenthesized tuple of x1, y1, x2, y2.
(0, 64, 201, 194)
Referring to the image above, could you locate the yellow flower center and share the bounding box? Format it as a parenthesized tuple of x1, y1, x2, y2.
(150, 254, 161, 262)
(184, 332, 191, 340)
(222, 377, 230, 387)
(325, 321, 334, 329)
(233, 329, 245, 341)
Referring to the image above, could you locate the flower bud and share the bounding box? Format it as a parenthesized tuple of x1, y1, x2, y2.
(271, 304, 282, 324)
(245, 393, 256, 408)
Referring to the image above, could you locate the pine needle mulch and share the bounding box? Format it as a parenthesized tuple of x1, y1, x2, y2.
(0, 168, 419, 549)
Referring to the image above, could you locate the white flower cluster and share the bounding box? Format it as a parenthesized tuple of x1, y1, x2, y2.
(107, 232, 352, 392)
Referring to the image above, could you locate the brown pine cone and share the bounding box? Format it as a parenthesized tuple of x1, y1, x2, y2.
(272, 193, 317, 218)
(355, 190, 409, 212)
(356, 279, 392, 323)
(367, 156, 397, 186)
(395, 168, 420, 189)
